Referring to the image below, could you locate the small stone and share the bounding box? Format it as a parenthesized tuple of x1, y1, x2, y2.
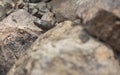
(34, 18, 54, 31)
(34, 12, 55, 31)
(18, 3, 25, 9)
(73, 19, 82, 25)
(0, 5, 6, 21)
(79, 33, 90, 43)
(41, 12, 56, 25)
(28, 4, 38, 15)
(36, 2, 49, 13)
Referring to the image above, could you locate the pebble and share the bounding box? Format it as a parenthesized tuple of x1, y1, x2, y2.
(41, 12, 56, 25)
(34, 18, 54, 31)
(36, 2, 49, 13)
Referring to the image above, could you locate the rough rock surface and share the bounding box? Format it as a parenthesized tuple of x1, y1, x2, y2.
(49, 0, 120, 22)
(77, 0, 120, 52)
(7, 21, 120, 75)
(0, 0, 119, 75)
(49, 0, 120, 52)
(75, 0, 120, 22)
(2, 9, 42, 33)
(48, 0, 79, 22)
(0, 9, 41, 75)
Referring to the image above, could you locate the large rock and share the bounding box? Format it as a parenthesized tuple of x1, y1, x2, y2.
(77, 0, 120, 51)
(7, 21, 120, 75)
(0, 9, 41, 75)
(49, 0, 120, 52)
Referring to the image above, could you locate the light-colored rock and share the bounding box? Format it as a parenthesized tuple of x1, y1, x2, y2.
(7, 21, 120, 75)
(2, 9, 42, 33)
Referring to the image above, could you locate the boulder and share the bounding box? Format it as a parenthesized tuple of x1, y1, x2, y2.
(49, 0, 120, 52)
(0, 9, 41, 75)
(77, 0, 120, 52)
(7, 21, 120, 75)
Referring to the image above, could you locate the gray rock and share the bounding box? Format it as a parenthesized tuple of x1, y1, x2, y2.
(35, 2, 50, 16)
(0, 5, 6, 21)
(41, 12, 56, 26)
(48, 0, 78, 22)
(34, 18, 53, 31)
(34, 12, 55, 31)
(28, 4, 38, 15)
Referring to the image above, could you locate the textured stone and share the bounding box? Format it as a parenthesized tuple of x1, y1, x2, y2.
(0, 9, 41, 75)
(0, 28, 37, 75)
(34, 12, 55, 31)
(49, 0, 120, 52)
(77, 0, 120, 51)
(48, 0, 79, 22)
(2, 9, 42, 33)
(7, 21, 120, 75)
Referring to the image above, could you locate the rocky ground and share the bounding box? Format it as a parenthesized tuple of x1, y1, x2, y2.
(0, 0, 120, 75)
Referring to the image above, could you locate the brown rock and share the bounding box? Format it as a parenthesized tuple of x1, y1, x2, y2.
(76, 0, 120, 22)
(7, 21, 120, 75)
(49, 0, 120, 51)
(77, 0, 120, 52)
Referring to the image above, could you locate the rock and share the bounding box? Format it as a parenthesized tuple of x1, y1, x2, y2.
(41, 12, 55, 25)
(73, 19, 82, 25)
(27, 3, 38, 15)
(76, 0, 120, 52)
(34, 18, 53, 31)
(48, 0, 78, 22)
(84, 10, 120, 52)
(49, 0, 120, 52)
(35, 2, 50, 16)
(0, 9, 42, 75)
(0, 5, 6, 21)
(26, 2, 50, 18)
(0, 0, 18, 18)
(76, 0, 120, 22)
(4, 2, 14, 15)
(0, 28, 37, 75)
(2, 9, 42, 33)
(7, 21, 120, 75)
(34, 12, 55, 31)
